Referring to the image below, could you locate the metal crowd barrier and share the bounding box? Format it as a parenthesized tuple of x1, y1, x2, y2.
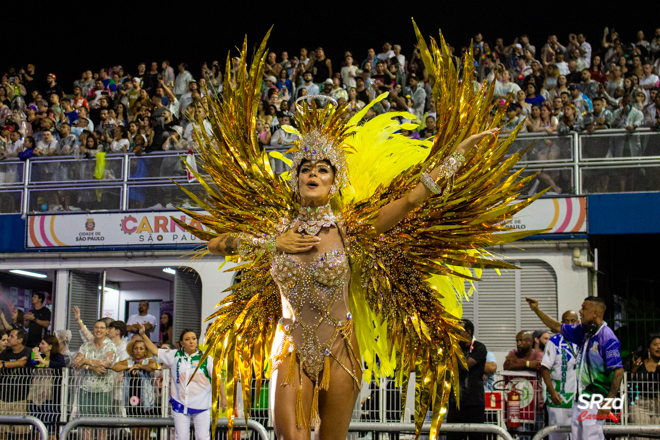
(348, 422, 514, 439)
(532, 424, 660, 440)
(1, 129, 659, 216)
(58, 417, 269, 440)
(0, 415, 49, 440)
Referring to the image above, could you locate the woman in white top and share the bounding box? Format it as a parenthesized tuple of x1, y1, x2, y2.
(108, 126, 131, 153)
(516, 90, 532, 117)
(138, 323, 226, 440)
(549, 74, 568, 101)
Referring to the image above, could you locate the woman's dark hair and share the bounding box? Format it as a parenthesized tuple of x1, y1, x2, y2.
(24, 136, 35, 148)
(13, 308, 25, 325)
(118, 126, 129, 139)
(43, 334, 61, 356)
(86, 135, 99, 150)
(259, 99, 272, 116)
(161, 313, 173, 330)
(178, 329, 198, 344)
(267, 88, 278, 99)
(279, 69, 289, 79)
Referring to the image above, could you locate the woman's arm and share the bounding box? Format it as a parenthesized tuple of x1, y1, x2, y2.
(137, 322, 159, 356)
(112, 359, 129, 372)
(140, 359, 158, 373)
(372, 129, 500, 235)
(0, 311, 10, 330)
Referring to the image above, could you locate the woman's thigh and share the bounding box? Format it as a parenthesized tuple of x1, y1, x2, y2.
(316, 331, 361, 440)
(271, 354, 314, 440)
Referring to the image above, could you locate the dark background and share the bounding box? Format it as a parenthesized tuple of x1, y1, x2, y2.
(2, 0, 659, 89)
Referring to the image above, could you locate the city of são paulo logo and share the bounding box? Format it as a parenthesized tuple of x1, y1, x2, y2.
(577, 394, 623, 423)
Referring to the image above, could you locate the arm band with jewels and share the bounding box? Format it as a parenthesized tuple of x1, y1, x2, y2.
(421, 151, 466, 194)
(236, 233, 277, 259)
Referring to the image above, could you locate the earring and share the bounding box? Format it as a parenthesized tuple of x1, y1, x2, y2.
(329, 184, 338, 197)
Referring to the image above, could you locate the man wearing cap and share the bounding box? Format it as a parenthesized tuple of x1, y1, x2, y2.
(44, 74, 64, 99)
(570, 84, 593, 114)
(320, 78, 334, 97)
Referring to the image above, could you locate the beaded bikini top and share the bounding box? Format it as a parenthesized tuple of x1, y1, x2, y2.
(270, 203, 352, 378)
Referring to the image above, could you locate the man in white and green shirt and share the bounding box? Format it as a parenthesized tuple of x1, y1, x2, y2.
(541, 310, 579, 440)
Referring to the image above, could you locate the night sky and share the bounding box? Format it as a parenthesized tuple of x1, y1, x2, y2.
(3, 0, 659, 89)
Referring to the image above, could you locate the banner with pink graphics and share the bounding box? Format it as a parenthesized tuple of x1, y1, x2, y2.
(27, 211, 210, 248)
(26, 197, 586, 248)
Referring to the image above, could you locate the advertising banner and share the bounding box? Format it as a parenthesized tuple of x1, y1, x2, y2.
(26, 196, 586, 248)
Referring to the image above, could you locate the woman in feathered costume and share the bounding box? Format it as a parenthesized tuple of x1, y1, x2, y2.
(177, 23, 542, 440)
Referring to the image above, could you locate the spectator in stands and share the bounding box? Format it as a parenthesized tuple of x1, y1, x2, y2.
(502, 103, 523, 133)
(112, 339, 157, 440)
(644, 92, 660, 128)
(447, 319, 487, 440)
(29, 334, 65, 438)
(270, 113, 299, 148)
(44, 74, 64, 99)
(569, 84, 593, 113)
(174, 63, 193, 99)
(25, 292, 50, 348)
(579, 69, 599, 102)
(55, 329, 72, 367)
(532, 330, 550, 351)
(1, 308, 25, 332)
(541, 311, 579, 440)
(503, 331, 543, 371)
(296, 71, 319, 98)
(558, 103, 584, 134)
(405, 73, 426, 121)
(0, 328, 32, 436)
(484, 351, 497, 391)
(138, 323, 226, 440)
(419, 115, 436, 138)
(312, 47, 332, 87)
(71, 319, 117, 436)
(126, 301, 157, 341)
(0, 329, 6, 351)
(159, 313, 173, 348)
(330, 77, 348, 102)
(611, 95, 644, 157)
(585, 97, 613, 133)
(554, 50, 569, 75)
(629, 336, 660, 427)
(527, 297, 623, 440)
(341, 56, 359, 89)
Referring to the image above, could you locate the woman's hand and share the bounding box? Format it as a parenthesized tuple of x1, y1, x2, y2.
(632, 354, 643, 374)
(456, 128, 500, 156)
(276, 223, 320, 254)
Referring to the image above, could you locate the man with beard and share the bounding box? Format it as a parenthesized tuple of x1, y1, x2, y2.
(533, 330, 550, 352)
(504, 331, 543, 371)
(446, 319, 488, 440)
(527, 297, 623, 440)
(541, 310, 579, 440)
(125, 301, 157, 341)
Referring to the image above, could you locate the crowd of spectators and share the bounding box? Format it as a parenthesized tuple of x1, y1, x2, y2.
(0, 299, 222, 439)
(0, 27, 657, 210)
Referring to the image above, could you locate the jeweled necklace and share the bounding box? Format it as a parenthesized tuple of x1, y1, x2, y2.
(297, 203, 336, 236)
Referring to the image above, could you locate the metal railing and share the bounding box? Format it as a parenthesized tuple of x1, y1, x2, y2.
(0, 415, 49, 440)
(532, 424, 660, 440)
(59, 417, 269, 440)
(0, 129, 658, 215)
(348, 422, 514, 439)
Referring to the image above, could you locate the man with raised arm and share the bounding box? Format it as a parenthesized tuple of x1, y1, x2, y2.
(526, 297, 623, 440)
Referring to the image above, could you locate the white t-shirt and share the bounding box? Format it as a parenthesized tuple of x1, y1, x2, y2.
(377, 50, 395, 61)
(158, 348, 213, 414)
(127, 313, 158, 340)
(6, 139, 23, 155)
(541, 334, 577, 408)
(183, 120, 213, 142)
(110, 139, 130, 153)
(341, 66, 358, 89)
(580, 42, 592, 68)
(555, 61, 570, 76)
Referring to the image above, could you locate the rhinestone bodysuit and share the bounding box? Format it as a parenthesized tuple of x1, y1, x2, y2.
(270, 203, 361, 427)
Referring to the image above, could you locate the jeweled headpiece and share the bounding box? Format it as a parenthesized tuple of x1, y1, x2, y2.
(284, 96, 355, 195)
